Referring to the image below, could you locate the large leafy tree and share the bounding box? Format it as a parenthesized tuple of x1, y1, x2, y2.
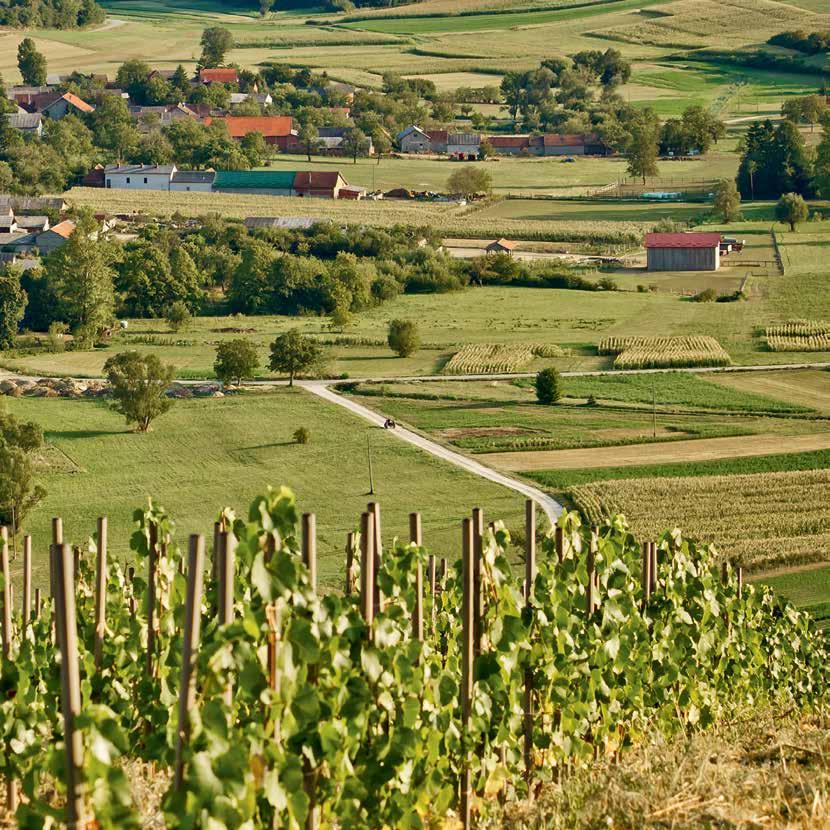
(0, 266, 26, 349)
(17, 38, 47, 86)
(625, 108, 660, 184)
(44, 213, 115, 340)
(713, 178, 741, 223)
(104, 351, 175, 433)
(214, 338, 259, 386)
(446, 167, 492, 199)
(737, 119, 813, 199)
(775, 192, 809, 232)
(88, 95, 140, 163)
(268, 330, 322, 386)
(199, 27, 234, 68)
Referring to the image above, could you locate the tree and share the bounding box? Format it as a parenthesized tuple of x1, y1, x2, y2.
(737, 119, 812, 199)
(89, 95, 140, 163)
(214, 338, 259, 386)
(17, 39, 47, 86)
(0, 406, 46, 529)
(535, 367, 562, 405)
(746, 159, 758, 200)
(372, 127, 392, 165)
(713, 178, 741, 223)
(626, 109, 660, 184)
(200, 27, 234, 68)
(268, 330, 322, 386)
(775, 192, 809, 232)
(815, 119, 830, 198)
(240, 131, 267, 167)
(44, 214, 115, 339)
(296, 109, 322, 162)
(166, 300, 191, 332)
(387, 319, 420, 357)
(104, 351, 175, 433)
(446, 167, 492, 199)
(0, 266, 27, 350)
(341, 126, 370, 164)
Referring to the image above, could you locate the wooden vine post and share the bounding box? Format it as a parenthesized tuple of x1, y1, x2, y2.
(523, 500, 536, 781)
(427, 554, 436, 631)
(93, 517, 107, 671)
(302, 514, 317, 592)
(471, 507, 483, 657)
(146, 521, 159, 678)
(174, 535, 205, 792)
(409, 513, 423, 643)
(344, 532, 355, 596)
(554, 526, 564, 563)
(737, 565, 743, 600)
(22, 535, 31, 629)
(641, 542, 652, 611)
(218, 531, 236, 709)
(459, 518, 474, 829)
(359, 512, 375, 641)
(649, 542, 657, 594)
(368, 502, 382, 610)
(302, 514, 319, 830)
(53, 542, 85, 828)
(586, 527, 597, 617)
(1, 526, 18, 815)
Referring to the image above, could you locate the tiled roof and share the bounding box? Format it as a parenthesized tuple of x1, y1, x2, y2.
(56, 92, 94, 113)
(645, 232, 722, 249)
(47, 220, 75, 239)
(206, 116, 294, 138)
(8, 113, 42, 130)
(244, 216, 315, 230)
(487, 135, 530, 148)
(488, 238, 517, 250)
(426, 130, 448, 142)
(104, 164, 176, 176)
(171, 170, 216, 184)
(447, 133, 481, 145)
(543, 133, 602, 146)
(200, 68, 238, 84)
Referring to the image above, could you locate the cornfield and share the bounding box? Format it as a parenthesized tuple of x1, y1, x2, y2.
(598, 336, 731, 370)
(568, 468, 830, 572)
(765, 320, 830, 352)
(531, 343, 567, 358)
(443, 343, 536, 374)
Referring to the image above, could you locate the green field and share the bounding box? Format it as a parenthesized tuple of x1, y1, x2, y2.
(758, 566, 830, 623)
(3, 391, 525, 590)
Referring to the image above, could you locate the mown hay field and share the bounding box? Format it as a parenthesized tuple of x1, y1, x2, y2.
(567, 468, 830, 571)
(599, 0, 830, 49)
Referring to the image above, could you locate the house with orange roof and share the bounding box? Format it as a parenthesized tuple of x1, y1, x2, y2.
(199, 68, 239, 85)
(205, 115, 296, 150)
(40, 92, 95, 120)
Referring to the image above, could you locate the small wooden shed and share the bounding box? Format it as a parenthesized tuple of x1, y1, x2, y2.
(486, 238, 517, 255)
(645, 232, 722, 271)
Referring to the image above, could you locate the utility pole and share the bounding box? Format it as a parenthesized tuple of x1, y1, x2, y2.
(367, 432, 375, 495)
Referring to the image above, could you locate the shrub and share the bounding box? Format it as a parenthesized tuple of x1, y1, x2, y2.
(692, 288, 717, 303)
(47, 322, 69, 353)
(535, 367, 562, 405)
(214, 338, 259, 386)
(167, 301, 192, 332)
(293, 426, 310, 444)
(387, 319, 420, 358)
(597, 276, 618, 291)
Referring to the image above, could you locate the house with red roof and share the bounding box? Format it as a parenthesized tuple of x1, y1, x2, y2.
(538, 133, 607, 156)
(645, 232, 722, 272)
(205, 115, 296, 150)
(199, 68, 239, 85)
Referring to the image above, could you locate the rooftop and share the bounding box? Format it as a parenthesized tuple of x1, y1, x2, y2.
(171, 170, 216, 184)
(206, 115, 294, 138)
(645, 232, 723, 249)
(214, 170, 297, 190)
(199, 68, 239, 84)
(104, 164, 177, 176)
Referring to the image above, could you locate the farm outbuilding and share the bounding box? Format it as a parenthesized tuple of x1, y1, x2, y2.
(645, 232, 722, 272)
(486, 238, 517, 255)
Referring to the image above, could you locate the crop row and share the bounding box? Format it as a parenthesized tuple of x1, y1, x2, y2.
(443, 343, 538, 374)
(767, 335, 830, 353)
(568, 467, 830, 572)
(597, 336, 730, 370)
(765, 320, 830, 338)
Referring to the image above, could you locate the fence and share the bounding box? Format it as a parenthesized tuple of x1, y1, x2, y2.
(0, 493, 818, 830)
(770, 228, 786, 275)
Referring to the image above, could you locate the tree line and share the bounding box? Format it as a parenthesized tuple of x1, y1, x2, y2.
(0, 0, 103, 29)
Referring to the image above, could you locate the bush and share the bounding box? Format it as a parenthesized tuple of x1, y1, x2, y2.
(167, 301, 192, 332)
(691, 288, 717, 303)
(387, 319, 420, 358)
(535, 367, 562, 405)
(47, 322, 68, 353)
(214, 338, 259, 386)
(597, 276, 618, 291)
(293, 427, 310, 444)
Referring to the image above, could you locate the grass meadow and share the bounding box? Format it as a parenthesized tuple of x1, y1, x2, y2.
(4, 391, 525, 590)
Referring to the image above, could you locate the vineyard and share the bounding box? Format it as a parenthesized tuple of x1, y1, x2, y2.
(766, 320, 830, 352)
(442, 344, 564, 375)
(0, 488, 826, 828)
(598, 336, 732, 370)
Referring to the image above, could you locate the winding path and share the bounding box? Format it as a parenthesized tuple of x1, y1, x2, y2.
(300, 381, 564, 524)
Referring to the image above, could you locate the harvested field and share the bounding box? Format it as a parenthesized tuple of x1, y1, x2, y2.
(484, 432, 830, 471)
(706, 369, 830, 414)
(567, 467, 830, 571)
(765, 319, 830, 352)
